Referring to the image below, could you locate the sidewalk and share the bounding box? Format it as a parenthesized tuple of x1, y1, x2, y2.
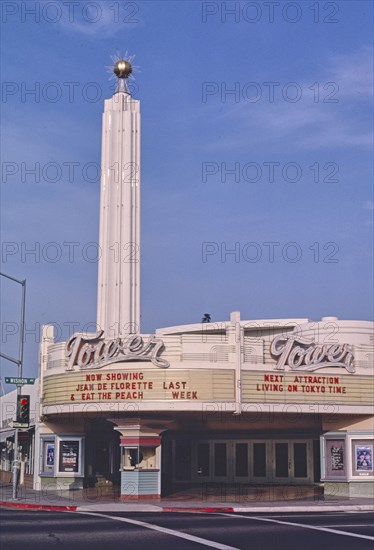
(1, 482, 373, 513)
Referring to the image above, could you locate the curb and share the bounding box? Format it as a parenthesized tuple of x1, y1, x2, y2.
(231, 505, 374, 513)
(162, 507, 235, 513)
(162, 505, 374, 513)
(1, 501, 373, 514)
(0, 501, 77, 512)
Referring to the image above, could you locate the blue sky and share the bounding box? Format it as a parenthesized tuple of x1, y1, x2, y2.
(1, 0, 373, 381)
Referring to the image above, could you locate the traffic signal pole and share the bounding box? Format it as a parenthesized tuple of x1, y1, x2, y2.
(12, 278, 26, 500)
(12, 424, 19, 499)
(0, 273, 26, 500)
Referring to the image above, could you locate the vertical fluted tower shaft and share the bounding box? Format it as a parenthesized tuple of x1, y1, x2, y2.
(97, 92, 140, 337)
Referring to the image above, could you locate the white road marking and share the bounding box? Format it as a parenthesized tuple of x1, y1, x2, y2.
(219, 513, 374, 541)
(325, 523, 373, 527)
(344, 510, 373, 514)
(76, 511, 241, 550)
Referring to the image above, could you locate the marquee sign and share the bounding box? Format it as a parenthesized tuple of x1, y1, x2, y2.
(241, 371, 372, 406)
(42, 368, 372, 408)
(42, 369, 235, 405)
(65, 331, 170, 371)
(270, 335, 355, 373)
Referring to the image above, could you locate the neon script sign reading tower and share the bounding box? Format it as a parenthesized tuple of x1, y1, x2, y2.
(66, 331, 170, 371)
(270, 335, 355, 373)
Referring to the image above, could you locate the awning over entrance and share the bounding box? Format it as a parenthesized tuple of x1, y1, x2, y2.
(0, 430, 15, 442)
(0, 425, 34, 442)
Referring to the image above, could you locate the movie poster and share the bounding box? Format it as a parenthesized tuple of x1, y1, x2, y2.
(331, 445, 344, 470)
(325, 439, 346, 478)
(46, 444, 54, 465)
(355, 445, 373, 472)
(43, 442, 55, 473)
(59, 440, 79, 473)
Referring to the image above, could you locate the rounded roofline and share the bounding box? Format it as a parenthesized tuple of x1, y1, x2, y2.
(156, 316, 373, 335)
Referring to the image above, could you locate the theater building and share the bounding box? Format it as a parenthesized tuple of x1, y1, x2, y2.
(32, 59, 374, 499)
(35, 315, 373, 499)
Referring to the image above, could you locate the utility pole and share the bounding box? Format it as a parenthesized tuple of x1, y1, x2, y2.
(0, 272, 26, 499)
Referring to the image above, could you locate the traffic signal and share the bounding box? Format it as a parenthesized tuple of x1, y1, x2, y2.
(16, 395, 30, 425)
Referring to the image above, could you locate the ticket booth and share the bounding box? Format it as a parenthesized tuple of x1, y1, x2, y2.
(116, 425, 163, 500)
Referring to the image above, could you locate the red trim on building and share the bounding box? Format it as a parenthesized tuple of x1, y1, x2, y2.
(120, 437, 161, 446)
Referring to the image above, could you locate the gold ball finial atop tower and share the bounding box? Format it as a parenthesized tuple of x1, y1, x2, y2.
(113, 59, 133, 79)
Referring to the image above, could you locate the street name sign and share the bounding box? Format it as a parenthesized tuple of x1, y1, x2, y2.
(11, 421, 29, 428)
(5, 377, 35, 385)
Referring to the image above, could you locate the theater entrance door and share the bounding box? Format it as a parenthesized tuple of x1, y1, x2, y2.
(181, 439, 314, 484)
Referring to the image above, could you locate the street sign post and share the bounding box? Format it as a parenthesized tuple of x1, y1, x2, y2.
(12, 421, 29, 429)
(0, 272, 27, 500)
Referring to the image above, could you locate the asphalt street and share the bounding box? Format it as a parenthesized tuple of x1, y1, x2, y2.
(1, 509, 373, 549)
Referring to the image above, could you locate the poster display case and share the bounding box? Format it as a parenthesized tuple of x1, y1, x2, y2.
(350, 438, 374, 479)
(324, 437, 347, 479)
(40, 435, 84, 478)
(322, 433, 374, 482)
(40, 436, 56, 476)
(57, 436, 84, 476)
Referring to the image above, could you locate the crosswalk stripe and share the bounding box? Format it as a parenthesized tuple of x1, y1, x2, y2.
(219, 513, 374, 541)
(76, 511, 241, 550)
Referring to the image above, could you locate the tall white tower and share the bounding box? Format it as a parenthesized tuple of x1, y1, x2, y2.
(97, 59, 140, 337)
